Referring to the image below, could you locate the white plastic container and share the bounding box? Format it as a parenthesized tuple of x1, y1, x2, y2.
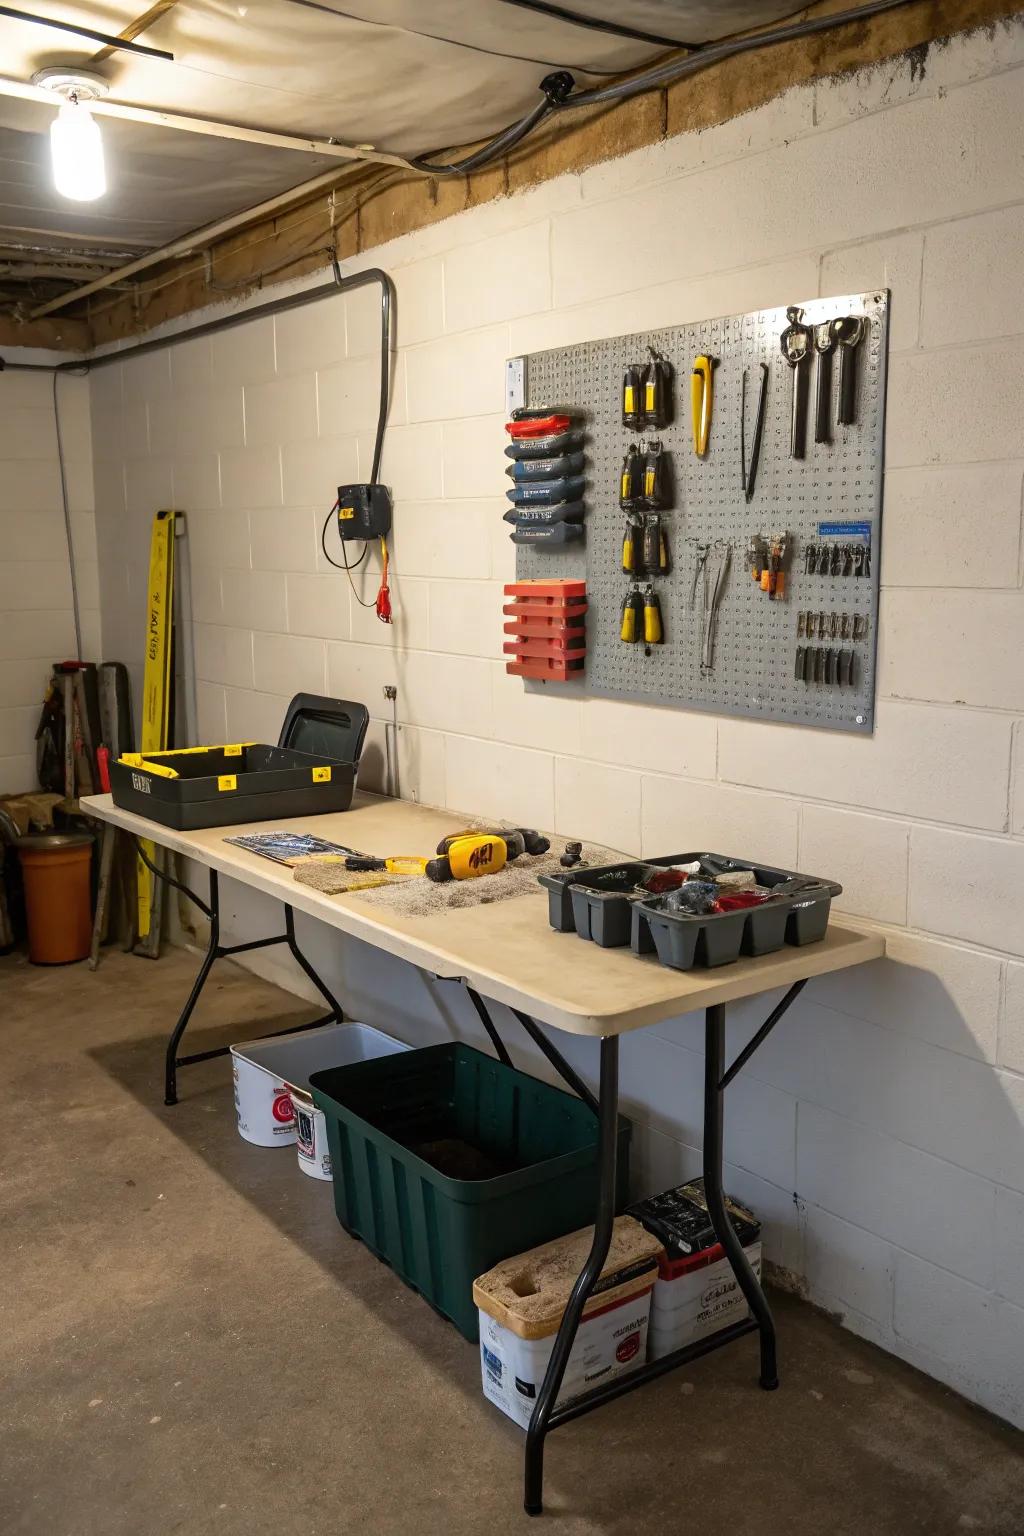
(474, 1217, 663, 1430)
(648, 1241, 762, 1360)
(290, 1088, 332, 1181)
(230, 1022, 409, 1155)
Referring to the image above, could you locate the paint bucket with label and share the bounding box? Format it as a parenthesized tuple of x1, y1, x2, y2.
(230, 1022, 409, 1155)
(290, 1087, 332, 1180)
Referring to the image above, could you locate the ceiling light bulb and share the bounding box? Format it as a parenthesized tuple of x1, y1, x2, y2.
(50, 99, 106, 202)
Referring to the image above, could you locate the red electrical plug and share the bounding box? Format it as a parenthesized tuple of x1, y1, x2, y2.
(376, 537, 392, 624)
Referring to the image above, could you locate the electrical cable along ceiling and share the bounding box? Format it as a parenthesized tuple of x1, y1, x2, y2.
(0, 2, 897, 319)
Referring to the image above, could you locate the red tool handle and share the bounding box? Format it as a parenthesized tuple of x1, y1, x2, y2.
(96, 745, 111, 793)
(506, 414, 572, 439)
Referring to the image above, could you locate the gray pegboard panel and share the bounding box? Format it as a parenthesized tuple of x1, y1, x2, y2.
(513, 291, 888, 733)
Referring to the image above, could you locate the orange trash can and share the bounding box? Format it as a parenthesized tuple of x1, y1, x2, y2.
(16, 832, 94, 965)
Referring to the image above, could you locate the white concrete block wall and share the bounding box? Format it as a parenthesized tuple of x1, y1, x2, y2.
(0, 369, 98, 793)
(88, 23, 1024, 1429)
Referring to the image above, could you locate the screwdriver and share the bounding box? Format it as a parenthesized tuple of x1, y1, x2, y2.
(619, 587, 643, 643)
(622, 365, 643, 430)
(619, 443, 642, 508)
(641, 439, 666, 509)
(621, 515, 638, 574)
(642, 514, 669, 575)
(642, 585, 664, 645)
(643, 348, 672, 430)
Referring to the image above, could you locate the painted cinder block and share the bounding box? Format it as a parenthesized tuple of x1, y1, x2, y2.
(641, 777, 801, 868)
(810, 930, 1001, 1063)
(580, 697, 717, 781)
(224, 686, 290, 744)
(886, 343, 1024, 467)
(194, 622, 254, 691)
(893, 1250, 1024, 1430)
(799, 805, 908, 924)
(797, 1101, 995, 1289)
(910, 825, 1024, 957)
(249, 507, 318, 574)
(881, 463, 1023, 590)
(443, 221, 551, 333)
(393, 500, 492, 581)
(820, 231, 923, 351)
(922, 204, 1024, 348)
(441, 413, 505, 499)
(244, 372, 317, 446)
(802, 1203, 895, 1331)
(995, 1185, 1024, 1308)
(881, 589, 1024, 711)
(280, 435, 358, 508)
(284, 572, 349, 641)
(554, 755, 641, 856)
(251, 629, 325, 696)
(719, 701, 1012, 831)
(444, 735, 554, 830)
(405, 325, 511, 422)
(218, 444, 282, 510)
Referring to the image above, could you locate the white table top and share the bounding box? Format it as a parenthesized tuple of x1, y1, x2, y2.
(82, 792, 884, 1038)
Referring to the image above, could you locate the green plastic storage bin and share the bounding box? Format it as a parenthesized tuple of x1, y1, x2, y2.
(310, 1042, 631, 1342)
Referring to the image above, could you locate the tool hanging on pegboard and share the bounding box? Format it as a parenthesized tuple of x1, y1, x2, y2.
(508, 288, 886, 734)
(504, 407, 588, 547)
(691, 353, 716, 456)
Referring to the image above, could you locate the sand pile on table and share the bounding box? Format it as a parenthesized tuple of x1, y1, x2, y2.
(294, 825, 623, 918)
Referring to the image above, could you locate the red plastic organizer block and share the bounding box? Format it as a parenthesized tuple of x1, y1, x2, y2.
(503, 579, 586, 680)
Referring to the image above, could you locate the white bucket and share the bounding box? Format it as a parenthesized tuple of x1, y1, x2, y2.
(230, 1022, 409, 1160)
(291, 1089, 332, 1181)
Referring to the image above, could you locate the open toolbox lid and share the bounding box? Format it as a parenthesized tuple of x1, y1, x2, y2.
(278, 693, 369, 763)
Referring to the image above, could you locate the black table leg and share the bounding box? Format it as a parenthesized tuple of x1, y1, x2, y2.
(284, 904, 343, 1019)
(524, 1035, 619, 1517)
(704, 1002, 778, 1390)
(164, 870, 221, 1105)
(161, 868, 345, 1107)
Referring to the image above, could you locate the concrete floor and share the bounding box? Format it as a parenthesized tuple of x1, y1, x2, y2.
(3, 947, 1022, 1536)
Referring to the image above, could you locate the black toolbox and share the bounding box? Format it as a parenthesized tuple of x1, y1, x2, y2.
(110, 694, 368, 830)
(539, 852, 842, 971)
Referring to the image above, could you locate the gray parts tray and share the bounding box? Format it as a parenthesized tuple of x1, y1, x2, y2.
(539, 852, 842, 971)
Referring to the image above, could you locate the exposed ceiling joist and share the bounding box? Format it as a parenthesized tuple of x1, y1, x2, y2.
(0, 76, 414, 169)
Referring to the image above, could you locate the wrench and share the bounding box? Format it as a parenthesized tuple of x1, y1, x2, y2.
(780, 306, 812, 459)
(813, 320, 841, 444)
(833, 315, 867, 426)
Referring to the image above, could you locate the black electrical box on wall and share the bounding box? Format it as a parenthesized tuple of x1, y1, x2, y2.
(336, 483, 392, 540)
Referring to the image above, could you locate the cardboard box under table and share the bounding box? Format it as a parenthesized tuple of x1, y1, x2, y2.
(629, 1179, 763, 1360)
(475, 1216, 663, 1429)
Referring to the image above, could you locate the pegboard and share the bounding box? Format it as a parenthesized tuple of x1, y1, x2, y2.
(514, 291, 888, 733)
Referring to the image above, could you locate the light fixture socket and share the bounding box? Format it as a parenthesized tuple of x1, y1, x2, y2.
(31, 68, 110, 104)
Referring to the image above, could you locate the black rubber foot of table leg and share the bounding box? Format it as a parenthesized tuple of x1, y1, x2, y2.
(164, 1095, 177, 1107)
(760, 1375, 780, 1391)
(524, 1504, 542, 1518)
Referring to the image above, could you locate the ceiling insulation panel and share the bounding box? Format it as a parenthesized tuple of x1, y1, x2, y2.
(0, 0, 803, 301)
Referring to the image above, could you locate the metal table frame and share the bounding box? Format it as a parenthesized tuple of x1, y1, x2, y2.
(79, 794, 880, 1521)
(461, 978, 806, 1517)
(138, 845, 343, 1106)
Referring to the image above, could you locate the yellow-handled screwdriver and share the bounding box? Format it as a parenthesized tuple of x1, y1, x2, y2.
(620, 587, 643, 643)
(643, 585, 664, 645)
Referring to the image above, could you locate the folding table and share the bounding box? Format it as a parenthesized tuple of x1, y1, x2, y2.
(82, 790, 884, 1516)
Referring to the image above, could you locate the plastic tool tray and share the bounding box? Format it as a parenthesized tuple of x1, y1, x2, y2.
(110, 742, 358, 830)
(539, 852, 842, 970)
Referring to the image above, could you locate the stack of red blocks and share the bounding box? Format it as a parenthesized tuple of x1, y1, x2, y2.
(502, 578, 587, 681)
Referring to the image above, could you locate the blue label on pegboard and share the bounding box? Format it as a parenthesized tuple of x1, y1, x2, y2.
(816, 520, 872, 540)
